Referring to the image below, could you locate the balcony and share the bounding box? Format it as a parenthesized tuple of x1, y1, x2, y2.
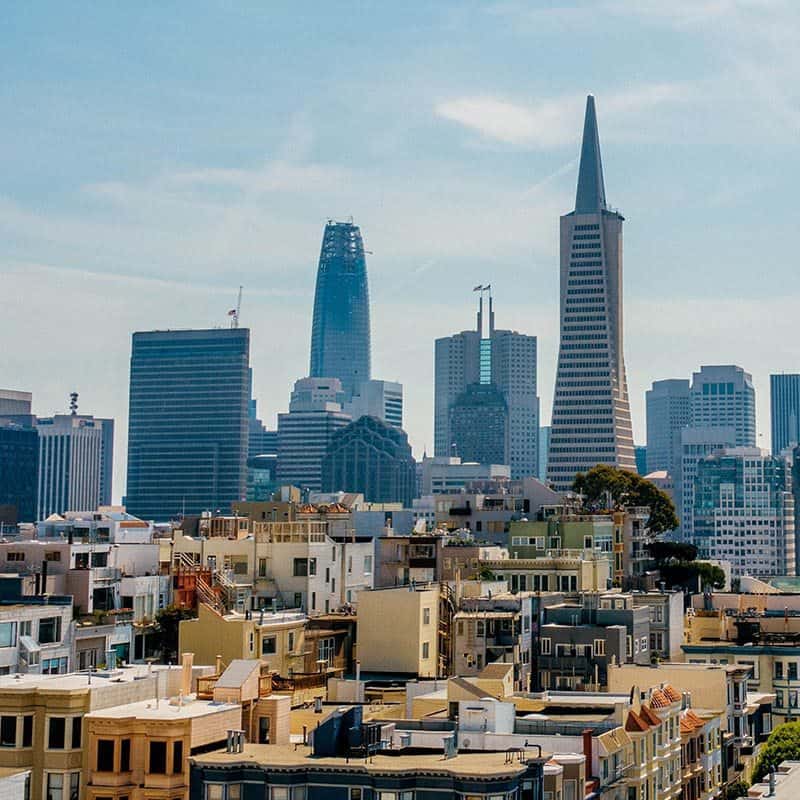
(537, 655, 592, 673)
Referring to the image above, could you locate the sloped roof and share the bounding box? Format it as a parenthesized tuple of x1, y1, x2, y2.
(625, 710, 650, 732)
(215, 659, 260, 689)
(479, 663, 514, 680)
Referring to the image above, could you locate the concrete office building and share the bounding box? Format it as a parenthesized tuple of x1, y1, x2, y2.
(679, 426, 737, 540)
(419, 456, 510, 495)
(689, 365, 756, 447)
(771, 374, 800, 455)
(435, 289, 539, 480)
(547, 96, 636, 491)
(693, 447, 795, 577)
(276, 378, 351, 494)
(126, 328, 250, 520)
(343, 379, 403, 428)
(322, 415, 416, 506)
(645, 378, 690, 477)
(0, 390, 32, 416)
(309, 220, 371, 399)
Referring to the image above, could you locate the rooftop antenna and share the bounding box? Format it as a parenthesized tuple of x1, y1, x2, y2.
(229, 286, 243, 329)
(69, 392, 79, 416)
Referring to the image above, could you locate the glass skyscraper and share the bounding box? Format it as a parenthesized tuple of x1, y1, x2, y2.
(547, 95, 636, 491)
(125, 328, 250, 520)
(771, 373, 800, 454)
(309, 220, 371, 399)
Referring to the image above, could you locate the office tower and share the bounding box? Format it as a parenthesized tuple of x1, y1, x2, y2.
(689, 365, 755, 447)
(538, 426, 550, 481)
(126, 328, 250, 520)
(0, 390, 32, 416)
(634, 446, 647, 475)
(322, 416, 416, 506)
(434, 289, 538, 479)
(693, 447, 795, 577)
(97, 418, 114, 506)
(679, 426, 737, 540)
(309, 220, 371, 399)
(276, 378, 352, 493)
(36, 414, 104, 518)
(771, 374, 800, 455)
(343, 380, 403, 428)
(547, 96, 636, 491)
(645, 379, 690, 477)
(249, 399, 277, 458)
(0, 420, 38, 524)
(449, 383, 509, 465)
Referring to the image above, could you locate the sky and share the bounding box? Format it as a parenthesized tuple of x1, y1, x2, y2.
(1, 1, 799, 502)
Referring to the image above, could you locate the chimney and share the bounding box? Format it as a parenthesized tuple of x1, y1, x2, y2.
(181, 652, 194, 697)
(355, 660, 361, 683)
(582, 729, 593, 768)
(215, 654, 223, 675)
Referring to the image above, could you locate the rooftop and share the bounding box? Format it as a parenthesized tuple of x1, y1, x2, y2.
(86, 696, 239, 721)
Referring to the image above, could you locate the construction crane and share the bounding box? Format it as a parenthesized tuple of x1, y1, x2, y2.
(229, 286, 243, 329)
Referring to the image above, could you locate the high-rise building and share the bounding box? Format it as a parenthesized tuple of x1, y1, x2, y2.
(449, 383, 509, 465)
(679, 426, 737, 540)
(276, 377, 352, 493)
(693, 447, 795, 577)
(0, 420, 38, 524)
(36, 414, 105, 518)
(547, 95, 636, 492)
(538, 426, 550, 481)
(322, 415, 416, 506)
(97, 417, 114, 506)
(343, 379, 403, 428)
(0, 390, 32, 416)
(434, 289, 538, 479)
(646, 379, 690, 477)
(126, 328, 250, 520)
(689, 365, 755, 447)
(309, 220, 371, 399)
(771, 374, 800, 455)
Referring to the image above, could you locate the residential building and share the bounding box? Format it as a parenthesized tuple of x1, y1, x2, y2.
(0, 420, 38, 524)
(689, 365, 756, 447)
(486, 549, 611, 594)
(321, 415, 416, 506)
(309, 220, 371, 399)
(692, 447, 795, 577)
(343, 379, 403, 428)
(771, 374, 800, 455)
(679, 426, 737, 540)
(276, 378, 351, 493)
(645, 379, 690, 477)
(547, 95, 636, 491)
(536, 592, 651, 690)
(36, 414, 107, 520)
(189, 705, 547, 800)
(357, 584, 444, 677)
(126, 328, 250, 520)
(434, 289, 539, 480)
(629, 590, 684, 660)
(449, 382, 509, 465)
(419, 456, 510, 495)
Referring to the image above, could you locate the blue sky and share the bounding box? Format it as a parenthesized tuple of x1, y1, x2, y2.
(2, 1, 798, 500)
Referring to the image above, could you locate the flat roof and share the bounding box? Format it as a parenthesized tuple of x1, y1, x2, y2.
(193, 743, 546, 776)
(86, 697, 239, 721)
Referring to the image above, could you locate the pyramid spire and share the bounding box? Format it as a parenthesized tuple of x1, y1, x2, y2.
(574, 95, 607, 214)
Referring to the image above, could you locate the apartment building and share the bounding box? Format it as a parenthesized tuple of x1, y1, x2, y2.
(484, 549, 611, 594)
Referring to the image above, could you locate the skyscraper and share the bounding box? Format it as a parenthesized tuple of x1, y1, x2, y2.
(434, 289, 539, 479)
(309, 220, 371, 399)
(343, 379, 403, 428)
(689, 365, 755, 447)
(646, 379, 690, 477)
(276, 377, 352, 493)
(771, 374, 800, 454)
(126, 328, 250, 520)
(449, 383, 509, 465)
(547, 96, 636, 491)
(0, 420, 38, 524)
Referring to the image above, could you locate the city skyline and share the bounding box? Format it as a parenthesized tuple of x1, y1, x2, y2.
(2, 3, 797, 501)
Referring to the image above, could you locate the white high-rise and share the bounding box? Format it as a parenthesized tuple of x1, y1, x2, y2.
(547, 96, 636, 491)
(689, 365, 755, 447)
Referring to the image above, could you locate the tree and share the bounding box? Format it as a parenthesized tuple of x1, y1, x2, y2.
(572, 465, 679, 534)
(153, 605, 196, 664)
(753, 722, 800, 782)
(725, 781, 749, 800)
(647, 541, 698, 563)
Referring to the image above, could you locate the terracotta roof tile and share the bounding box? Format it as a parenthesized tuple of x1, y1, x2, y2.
(663, 685, 682, 702)
(625, 710, 650, 732)
(650, 689, 670, 708)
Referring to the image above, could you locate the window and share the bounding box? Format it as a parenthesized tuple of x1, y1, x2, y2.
(39, 617, 62, 645)
(641, 636, 648, 653)
(422, 642, 430, 659)
(173, 741, 183, 774)
(350, 791, 362, 800)
(120, 739, 131, 771)
(96, 740, 115, 771)
(423, 608, 431, 625)
(309, 558, 317, 576)
(541, 637, 551, 655)
(149, 741, 167, 774)
(319, 637, 335, 665)
(476, 621, 485, 637)
(293, 593, 302, 608)
(22, 715, 32, 747)
(262, 637, 276, 656)
(206, 786, 225, 800)
(258, 558, 267, 578)
(6, 552, 24, 562)
(288, 632, 295, 652)
(311, 592, 316, 610)
(69, 773, 79, 800)
(48, 717, 66, 749)
(0, 622, 16, 648)
(91, 552, 107, 567)
(364, 555, 372, 574)
(775, 662, 784, 679)
(593, 639, 606, 657)
(45, 551, 61, 562)
(71, 717, 81, 749)
(325, 567, 330, 583)
(0, 716, 16, 747)
(293, 559, 308, 577)
(627, 636, 633, 658)
(46, 773, 62, 800)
